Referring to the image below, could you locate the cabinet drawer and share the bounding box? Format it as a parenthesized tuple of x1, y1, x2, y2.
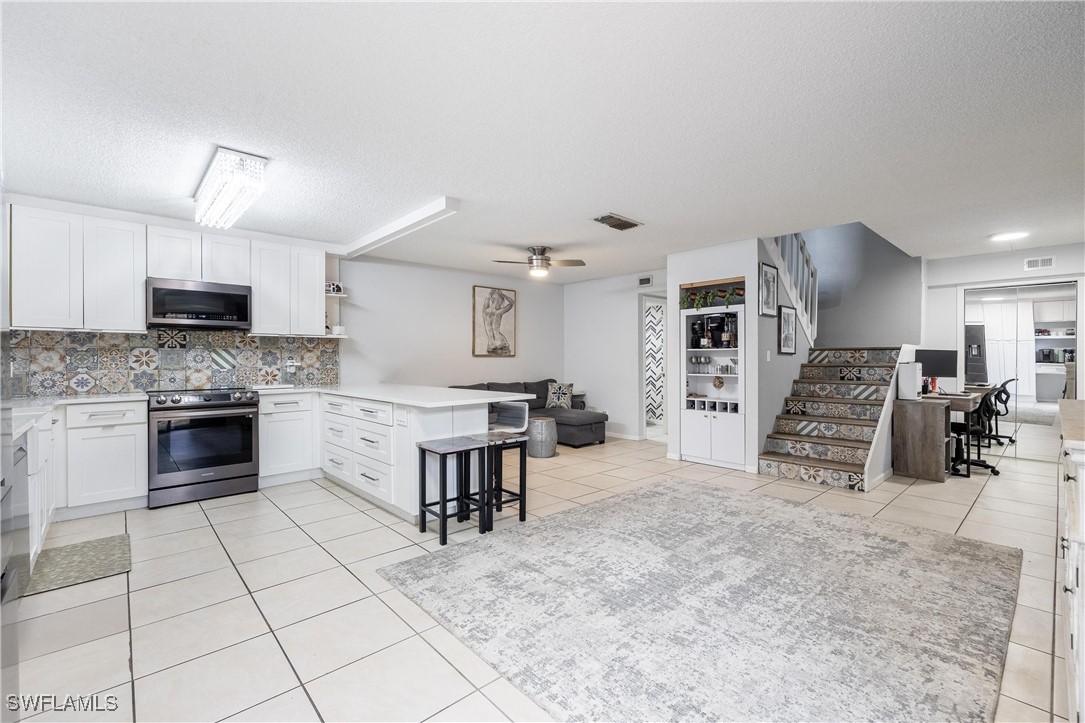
(66, 401, 147, 429)
(322, 412, 353, 452)
(259, 393, 313, 414)
(353, 456, 393, 503)
(354, 419, 393, 466)
(352, 398, 393, 426)
(321, 395, 353, 416)
(322, 444, 351, 482)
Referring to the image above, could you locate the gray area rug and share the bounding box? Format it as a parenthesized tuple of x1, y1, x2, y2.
(380, 479, 1021, 722)
(26, 534, 131, 595)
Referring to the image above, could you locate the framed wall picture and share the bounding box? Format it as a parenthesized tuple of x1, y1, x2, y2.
(759, 262, 778, 317)
(472, 285, 517, 357)
(778, 304, 797, 355)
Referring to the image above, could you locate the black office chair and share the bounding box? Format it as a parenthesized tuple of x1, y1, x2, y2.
(950, 388, 1001, 476)
(987, 378, 1017, 446)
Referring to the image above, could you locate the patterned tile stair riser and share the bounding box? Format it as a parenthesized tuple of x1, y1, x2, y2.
(782, 398, 884, 421)
(758, 457, 865, 489)
(806, 348, 901, 365)
(762, 437, 870, 465)
(799, 364, 895, 382)
(773, 417, 878, 442)
(790, 381, 889, 401)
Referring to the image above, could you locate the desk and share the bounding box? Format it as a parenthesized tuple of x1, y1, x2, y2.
(922, 393, 981, 478)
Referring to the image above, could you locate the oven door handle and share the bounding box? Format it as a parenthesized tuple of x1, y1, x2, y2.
(150, 407, 257, 421)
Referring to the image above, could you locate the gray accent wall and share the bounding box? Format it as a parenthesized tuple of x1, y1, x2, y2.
(802, 222, 922, 347)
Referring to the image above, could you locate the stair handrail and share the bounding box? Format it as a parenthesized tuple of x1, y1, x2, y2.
(760, 233, 818, 343)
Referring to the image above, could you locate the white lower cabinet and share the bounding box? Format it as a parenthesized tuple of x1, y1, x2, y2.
(680, 410, 745, 468)
(1061, 442, 1084, 723)
(260, 411, 315, 476)
(258, 392, 317, 477)
(320, 395, 396, 506)
(27, 414, 54, 569)
(67, 423, 148, 507)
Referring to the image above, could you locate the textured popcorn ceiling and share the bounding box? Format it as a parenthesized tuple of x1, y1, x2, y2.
(2, 2, 1082, 282)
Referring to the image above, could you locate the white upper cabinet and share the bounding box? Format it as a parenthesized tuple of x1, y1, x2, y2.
(202, 234, 251, 285)
(291, 246, 326, 336)
(11, 206, 85, 329)
(83, 216, 147, 331)
(147, 226, 202, 280)
(251, 240, 292, 335)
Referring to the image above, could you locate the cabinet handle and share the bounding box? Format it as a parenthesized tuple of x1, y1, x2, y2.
(327, 402, 345, 408)
(1062, 537, 1071, 552)
(328, 458, 344, 468)
(330, 428, 344, 436)
(1065, 585, 1074, 594)
(50, 419, 59, 425)
(87, 411, 127, 418)
(274, 401, 300, 407)
(359, 408, 378, 415)
(360, 437, 377, 445)
(1067, 473, 1078, 482)
(359, 472, 377, 481)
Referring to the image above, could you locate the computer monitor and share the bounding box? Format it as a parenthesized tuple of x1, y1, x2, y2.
(915, 349, 958, 378)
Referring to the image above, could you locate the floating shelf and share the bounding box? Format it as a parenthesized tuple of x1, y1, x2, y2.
(325, 292, 348, 298)
(684, 348, 740, 353)
(687, 374, 739, 377)
(1034, 335, 1076, 340)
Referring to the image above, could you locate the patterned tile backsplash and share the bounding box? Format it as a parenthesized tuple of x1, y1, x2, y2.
(12, 329, 340, 397)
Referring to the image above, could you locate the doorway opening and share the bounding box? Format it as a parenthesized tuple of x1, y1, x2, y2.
(641, 294, 667, 442)
(962, 279, 1079, 462)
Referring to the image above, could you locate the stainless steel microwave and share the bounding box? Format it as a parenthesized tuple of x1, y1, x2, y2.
(146, 278, 252, 331)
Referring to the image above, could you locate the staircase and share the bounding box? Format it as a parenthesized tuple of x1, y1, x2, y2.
(758, 346, 900, 491)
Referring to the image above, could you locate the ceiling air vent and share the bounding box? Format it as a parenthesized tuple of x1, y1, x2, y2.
(1023, 256, 1055, 272)
(638, 275, 654, 287)
(594, 213, 642, 231)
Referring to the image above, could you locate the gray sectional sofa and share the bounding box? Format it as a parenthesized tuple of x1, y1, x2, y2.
(452, 378, 608, 447)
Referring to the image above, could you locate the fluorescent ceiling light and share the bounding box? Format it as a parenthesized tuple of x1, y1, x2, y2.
(989, 231, 1029, 242)
(529, 267, 549, 277)
(194, 147, 267, 229)
(979, 296, 1006, 301)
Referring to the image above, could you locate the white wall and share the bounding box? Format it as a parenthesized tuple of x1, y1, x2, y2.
(666, 239, 760, 469)
(563, 270, 666, 438)
(757, 240, 812, 451)
(338, 258, 565, 387)
(802, 222, 923, 347)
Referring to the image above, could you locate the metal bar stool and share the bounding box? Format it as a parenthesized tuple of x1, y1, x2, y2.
(417, 436, 490, 545)
(470, 430, 529, 530)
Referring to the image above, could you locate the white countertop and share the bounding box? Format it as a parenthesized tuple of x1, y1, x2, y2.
(4, 383, 532, 439)
(321, 384, 534, 408)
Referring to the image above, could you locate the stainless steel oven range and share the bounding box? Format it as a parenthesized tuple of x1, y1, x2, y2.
(148, 388, 259, 508)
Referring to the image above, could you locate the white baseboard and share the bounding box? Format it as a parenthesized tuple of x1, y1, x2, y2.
(605, 432, 639, 441)
(666, 452, 681, 461)
(866, 467, 893, 489)
(54, 496, 147, 521)
(259, 468, 323, 488)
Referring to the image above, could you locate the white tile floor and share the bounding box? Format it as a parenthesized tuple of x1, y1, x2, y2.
(17, 422, 1069, 722)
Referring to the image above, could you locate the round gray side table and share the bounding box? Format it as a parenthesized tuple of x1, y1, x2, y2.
(527, 416, 558, 458)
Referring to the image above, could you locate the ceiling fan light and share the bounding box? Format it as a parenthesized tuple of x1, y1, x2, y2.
(529, 267, 549, 277)
(195, 147, 267, 229)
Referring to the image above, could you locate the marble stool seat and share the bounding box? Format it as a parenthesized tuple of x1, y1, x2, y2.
(469, 430, 529, 530)
(417, 436, 490, 545)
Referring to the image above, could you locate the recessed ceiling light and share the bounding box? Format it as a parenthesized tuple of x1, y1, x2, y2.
(194, 147, 267, 229)
(989, 231, 1029, 242)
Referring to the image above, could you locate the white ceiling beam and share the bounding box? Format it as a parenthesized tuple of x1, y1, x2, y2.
(344, 196, 460, 258)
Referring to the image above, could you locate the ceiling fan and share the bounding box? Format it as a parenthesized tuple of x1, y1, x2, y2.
(493, 246, 586, 277)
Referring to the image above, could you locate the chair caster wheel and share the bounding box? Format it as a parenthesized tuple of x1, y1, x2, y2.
(996, 440, 1005, 446)
(991, 469, 1000, 476)
(1009, 438, 1016, 444)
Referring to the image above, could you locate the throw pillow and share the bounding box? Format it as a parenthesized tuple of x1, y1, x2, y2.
(546, 382, 573, 409)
